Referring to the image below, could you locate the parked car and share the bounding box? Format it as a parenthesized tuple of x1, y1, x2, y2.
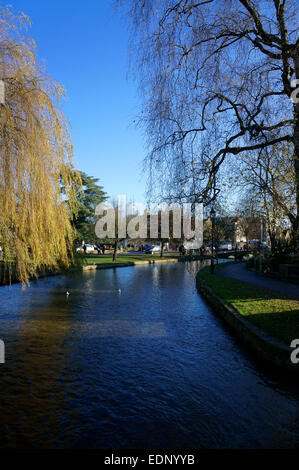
(219, 243, 232, 251)
(146, 244, 162, 254)
(76, 244, 95, 254)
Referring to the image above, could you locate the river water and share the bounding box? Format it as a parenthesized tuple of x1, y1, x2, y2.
(0, 261, 298, 448)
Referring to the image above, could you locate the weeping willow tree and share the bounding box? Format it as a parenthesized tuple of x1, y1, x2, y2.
(0, 7, 79, 284)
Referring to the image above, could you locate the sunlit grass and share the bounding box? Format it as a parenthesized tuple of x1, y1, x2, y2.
(77, 253, 180, 265)
(199, 266, 299, 344)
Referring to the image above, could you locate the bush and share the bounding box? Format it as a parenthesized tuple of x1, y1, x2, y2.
(246, 257, 254, 268)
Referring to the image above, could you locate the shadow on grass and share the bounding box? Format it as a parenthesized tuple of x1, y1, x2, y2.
(243, 310, 299, 345)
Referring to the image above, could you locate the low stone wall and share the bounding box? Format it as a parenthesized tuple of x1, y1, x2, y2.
(82, 258, 179, 271)
(196, 271, 299, 377)
(82, 262, 134, 270)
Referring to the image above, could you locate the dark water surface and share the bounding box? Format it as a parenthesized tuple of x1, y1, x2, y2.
(0, 261, 298, 448)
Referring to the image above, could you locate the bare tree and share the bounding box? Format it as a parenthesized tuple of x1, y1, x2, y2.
(117, 0, 299, 243)
(235, 142, 295, 249)
(235, 194, 263, 247)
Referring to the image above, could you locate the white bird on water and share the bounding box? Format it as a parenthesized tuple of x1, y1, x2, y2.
(118, 288, 121, 295)
(66, 291, 70, 297)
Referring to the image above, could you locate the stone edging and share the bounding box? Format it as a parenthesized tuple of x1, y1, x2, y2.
(82, 258, 179, 271)
(196, 270, 299, 377)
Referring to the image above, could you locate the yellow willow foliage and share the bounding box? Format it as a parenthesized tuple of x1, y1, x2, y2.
(0, 7, 80, 284)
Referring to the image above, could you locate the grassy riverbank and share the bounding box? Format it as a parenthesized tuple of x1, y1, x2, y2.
(78, 253, 180, 265)
(199, 266, 299, 345)
(0, 253, 181, 285)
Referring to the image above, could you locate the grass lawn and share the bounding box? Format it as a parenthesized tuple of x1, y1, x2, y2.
(76, 253, 180, 265)
(199, 265, 299, 345)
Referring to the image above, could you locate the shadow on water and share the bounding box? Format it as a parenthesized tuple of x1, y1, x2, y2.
(0, 260, 298, 448)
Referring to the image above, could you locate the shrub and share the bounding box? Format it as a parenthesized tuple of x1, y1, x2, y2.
(246, 257, 254, 269)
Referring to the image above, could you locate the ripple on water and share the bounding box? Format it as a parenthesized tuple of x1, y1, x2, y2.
(0, 262, 298, 448)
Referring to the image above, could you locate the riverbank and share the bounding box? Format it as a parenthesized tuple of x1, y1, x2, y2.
(196, 264, 299, 375)
(80, 255, 180, 271)
(0, 254, 181, 286)
(0, 251, 244, 286)
(81, 253, 180, 266)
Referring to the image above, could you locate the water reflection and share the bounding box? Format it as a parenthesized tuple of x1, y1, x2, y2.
(0, 261, 298, 448)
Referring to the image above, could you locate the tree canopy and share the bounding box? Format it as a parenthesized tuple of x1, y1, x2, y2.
(117, 0, 299, 242)
(72, 171, 107, 243)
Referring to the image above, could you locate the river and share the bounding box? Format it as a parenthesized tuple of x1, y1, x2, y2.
(0, 261, 298, 448)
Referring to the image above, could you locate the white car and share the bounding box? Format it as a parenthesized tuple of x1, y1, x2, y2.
(76, 244, 95, 254)
(219, 243, 232, 251)
(151, 245, 163, 253)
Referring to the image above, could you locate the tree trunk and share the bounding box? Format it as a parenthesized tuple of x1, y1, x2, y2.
(268, 229, 276, 255)
(292, 52, 299, 251)
(113, 240, 118, 261)
(160, 241, 165, 257)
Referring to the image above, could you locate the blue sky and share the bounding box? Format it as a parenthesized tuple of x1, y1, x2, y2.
(8, 0, 147, 202)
